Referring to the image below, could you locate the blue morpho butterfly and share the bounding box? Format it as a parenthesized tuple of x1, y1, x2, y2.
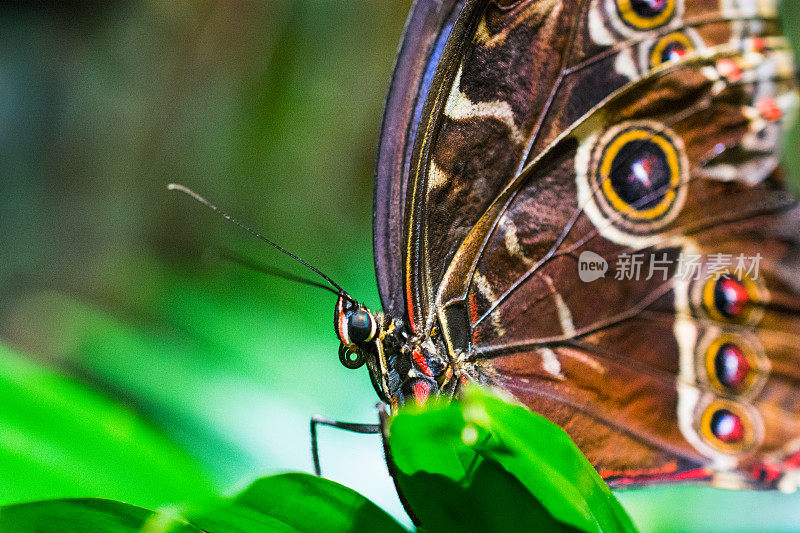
(172, 0, 800, 496)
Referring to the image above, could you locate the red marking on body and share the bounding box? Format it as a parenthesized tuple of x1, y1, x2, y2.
(413, 381, 431, 406)
(412, 348, 434, 377)
(757, 97, 783, 122)
(717, 58, 742, 82)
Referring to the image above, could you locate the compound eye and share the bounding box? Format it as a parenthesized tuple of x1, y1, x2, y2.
(347, 309, 376, 345)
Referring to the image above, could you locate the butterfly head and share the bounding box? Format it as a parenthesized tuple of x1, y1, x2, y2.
(334, 294, 449, 408)
(334, 294, 404, 404)
(334, 295, 382, 370)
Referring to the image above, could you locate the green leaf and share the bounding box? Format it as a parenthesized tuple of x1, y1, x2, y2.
(0, 498, 200, 533)
(392, 454, 573, 532)
(0, 342, 215, 509)
(191, 473, 408, 533)
(387, 386, 637, 533)
(0, 474, 406, 533)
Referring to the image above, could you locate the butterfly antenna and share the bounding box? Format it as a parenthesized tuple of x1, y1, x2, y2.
(168, 183, 352, 299)
(218, 249, 343, 298)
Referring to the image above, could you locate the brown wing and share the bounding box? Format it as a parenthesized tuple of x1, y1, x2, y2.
(397, 0, 800, 487)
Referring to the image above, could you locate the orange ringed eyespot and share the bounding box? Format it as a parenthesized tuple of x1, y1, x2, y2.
(699, 400, 756, 453)
(650, 32, 694, 68)
(599, 129, 682, 221)
(616, 0, 676, 30)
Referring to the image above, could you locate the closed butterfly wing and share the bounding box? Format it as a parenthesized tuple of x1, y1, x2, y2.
(374, 0, 464, 319)
(375, 0, 800, 488)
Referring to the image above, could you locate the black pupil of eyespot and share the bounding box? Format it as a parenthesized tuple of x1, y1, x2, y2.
(610, 139, 671, 210)
(710, 408, 744, 443)
(348, 311, 373, 344)
(713, 276, 750, 318)
(631, 0, 669, 17)
(661, 41, 687, 63)
(714, 343, 750, 388)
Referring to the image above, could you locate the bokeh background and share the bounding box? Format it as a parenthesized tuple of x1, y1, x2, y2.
(1, 1, 799, 531)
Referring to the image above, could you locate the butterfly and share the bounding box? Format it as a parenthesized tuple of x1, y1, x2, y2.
(328, 0, 800, 491)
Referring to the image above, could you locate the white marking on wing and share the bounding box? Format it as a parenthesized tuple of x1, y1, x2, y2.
(588, 0, 614, 46)
(474, 270, 506, 337)
(614, 49, 640, 81)
(540, 347, 565, 379)
(499, 216, 531, 264)
(543, 275, 577, 337)
(428, 160, 449, 189)
(561, 346, 606, 373)
(444, 66, 524, 144)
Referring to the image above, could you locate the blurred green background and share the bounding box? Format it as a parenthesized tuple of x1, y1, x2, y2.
(0, 2, 799, 531)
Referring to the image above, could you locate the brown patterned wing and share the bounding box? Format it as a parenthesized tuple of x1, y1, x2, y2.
(400, 0, 786, 326)
(391, 0, 800, 487)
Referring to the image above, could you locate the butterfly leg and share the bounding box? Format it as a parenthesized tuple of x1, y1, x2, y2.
(309, 415, 380, 477)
